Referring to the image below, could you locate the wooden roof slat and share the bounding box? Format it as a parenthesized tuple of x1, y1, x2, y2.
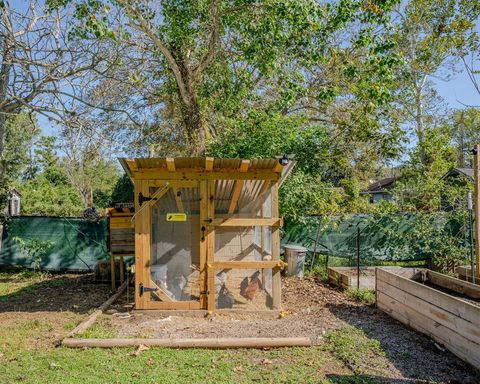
(166, 157, 176, 172)
(205, 157, 214, 171)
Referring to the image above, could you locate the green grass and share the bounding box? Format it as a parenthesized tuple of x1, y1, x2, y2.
(345, 289, 376, 305)
(0, 268, 390, 384)
(325, 327, 386, 376)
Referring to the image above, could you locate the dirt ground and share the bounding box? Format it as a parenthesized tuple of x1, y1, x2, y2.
(101, 277, 480, 383)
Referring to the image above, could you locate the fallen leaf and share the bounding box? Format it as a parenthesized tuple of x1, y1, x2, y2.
(233, 366, 245, 372)
(260, 358, 273, 365)
(131, 344, 149, 357)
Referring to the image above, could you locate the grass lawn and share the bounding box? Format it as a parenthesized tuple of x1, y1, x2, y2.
(0, 269, 388, 384)
(1, 268, 478, 384)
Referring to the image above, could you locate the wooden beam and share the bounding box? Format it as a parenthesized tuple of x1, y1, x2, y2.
(166, 157, 176, 172)
(228, 180, 244, 214)
(150, 180, 198, 188)
(271, 183, 281, 310)
(475, 144, 480, 280)
(134, 170, 280, 181)
(205, 157, 214, 171)
(228, 160, 250, 214)
(66, 280, 128, 338)
(239, 159, 250, 172)
(63, 337, 313, 349)
(199, 181, 208, 309)
(172, 188, 185, 213)
(207, 180, 216, 311)
(149, 279, 174, 302)
(211, 218, 282, 227)
(272, 162, 283, 172)
(208, 261, 285, 270)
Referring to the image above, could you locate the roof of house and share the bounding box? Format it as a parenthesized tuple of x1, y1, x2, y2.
(442, 167, 474, 180)
(9, 188, 21, 197)
(366, 177, 396, 193)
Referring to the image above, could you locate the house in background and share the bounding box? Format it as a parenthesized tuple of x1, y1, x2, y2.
(362, 177, 397, 203)
(4, 189, 21, 216)
(442, 167, 473, 182)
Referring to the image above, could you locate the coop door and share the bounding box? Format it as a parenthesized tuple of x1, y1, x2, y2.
(146, 183, 202, 309)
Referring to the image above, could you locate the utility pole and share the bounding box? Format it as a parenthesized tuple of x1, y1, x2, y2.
(473, 144, 480, 282)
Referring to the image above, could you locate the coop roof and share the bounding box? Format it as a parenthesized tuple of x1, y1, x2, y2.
(118, 157, 295, 185)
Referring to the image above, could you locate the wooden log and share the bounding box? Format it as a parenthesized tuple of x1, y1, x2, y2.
(62, 337, 313, 349)
(66, 280, 128, 338)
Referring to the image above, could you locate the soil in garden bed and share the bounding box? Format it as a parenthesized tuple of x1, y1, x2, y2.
(421, 280, 480, 307)
(335, 268, 376, 278)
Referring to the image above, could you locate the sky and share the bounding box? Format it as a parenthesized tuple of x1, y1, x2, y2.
(434, 69, 479, 109)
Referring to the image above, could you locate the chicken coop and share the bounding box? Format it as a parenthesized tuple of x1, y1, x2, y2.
(119, 157, 295, 311)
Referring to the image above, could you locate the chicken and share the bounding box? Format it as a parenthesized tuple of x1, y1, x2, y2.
(217, 283, 235, 309)
(240, 270, 263, 301)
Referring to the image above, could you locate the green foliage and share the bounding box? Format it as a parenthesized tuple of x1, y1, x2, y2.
(111, 174, 134, 204)
(12, 237, 55, 272)
(345, 288, 376, 305)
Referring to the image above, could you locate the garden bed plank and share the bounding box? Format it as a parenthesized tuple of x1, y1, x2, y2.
(377, 291, 480, 368)
(376, 268, 480, 369)
(376, 268, 480, 327)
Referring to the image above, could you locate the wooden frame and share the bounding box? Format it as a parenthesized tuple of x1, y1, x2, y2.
(121, 157, 294, 311)
(376, 267, 480, 368)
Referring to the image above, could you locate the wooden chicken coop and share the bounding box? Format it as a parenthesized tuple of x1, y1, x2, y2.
(119, 157, 295, 311)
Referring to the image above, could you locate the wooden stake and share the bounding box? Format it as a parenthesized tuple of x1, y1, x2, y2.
(474, 144, 480, 280)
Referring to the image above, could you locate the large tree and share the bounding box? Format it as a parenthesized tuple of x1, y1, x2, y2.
(49, 0, 403, 156)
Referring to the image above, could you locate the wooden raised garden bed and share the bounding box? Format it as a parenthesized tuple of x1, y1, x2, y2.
(455, 266, 480, 285)
(376, 267, 480, 368)
(328, 266, 399, 290)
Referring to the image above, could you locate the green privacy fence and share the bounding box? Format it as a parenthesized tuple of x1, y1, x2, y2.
(281, 213, 471, 265)
(0, 213, 471, 272)
(0, 216, 108, 271)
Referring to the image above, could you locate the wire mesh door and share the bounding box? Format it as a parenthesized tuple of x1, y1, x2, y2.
(147, 184, 201, 309)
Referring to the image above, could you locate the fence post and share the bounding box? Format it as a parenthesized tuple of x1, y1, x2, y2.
(356, 226, 360, 290)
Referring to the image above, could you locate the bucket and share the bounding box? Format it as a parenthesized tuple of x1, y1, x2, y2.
(284, 244, 308, 277)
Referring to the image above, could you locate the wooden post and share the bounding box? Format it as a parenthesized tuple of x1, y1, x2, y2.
(199, 181, 208, 309)
(474, 144, 480, 280)
(134, 179, 151, 309)
(207, 180, 216, 311)
(271, 183, 281, 310)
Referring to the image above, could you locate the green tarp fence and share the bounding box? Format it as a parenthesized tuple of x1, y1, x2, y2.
(0, 216, 108, 271)
(281, 213, 469, 263)
(0, 213, 470, 271)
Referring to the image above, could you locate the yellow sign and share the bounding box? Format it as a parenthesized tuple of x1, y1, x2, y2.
(166, 213, 187, 222)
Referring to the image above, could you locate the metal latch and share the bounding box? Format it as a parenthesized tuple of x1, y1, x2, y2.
(139, 282, 158, 296)
(138, 192, 157, 206)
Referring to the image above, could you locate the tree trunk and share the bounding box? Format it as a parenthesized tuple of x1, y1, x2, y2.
(175, 57, 206, 155)
(414, 84, 426, 164)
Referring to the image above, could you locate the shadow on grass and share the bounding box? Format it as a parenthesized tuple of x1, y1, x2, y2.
(326, 301, 480, 384)
(0, 268, 111, 314)
(326, 373, 417, 384)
